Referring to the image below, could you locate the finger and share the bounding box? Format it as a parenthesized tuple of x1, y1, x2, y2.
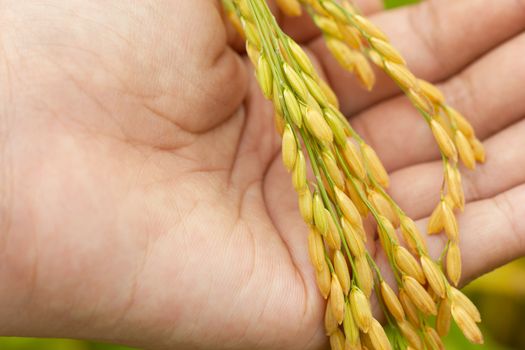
(352, 32, 525, 171)
(389, 117, 525, 219)
(418, 184, 525, 285)
(309, 0, 525, 115)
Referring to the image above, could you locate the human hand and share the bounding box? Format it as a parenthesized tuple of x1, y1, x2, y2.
(0, 1, 524, 350)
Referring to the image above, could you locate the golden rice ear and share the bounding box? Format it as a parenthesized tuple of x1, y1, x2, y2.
(350, 287, 373, 333)
(324, 297, 338, 335)
(402, 275, 437, 316)
(333, 250, 351, 295)
(353, 15, 388, 41)
(369, 318, 393, 350)
(370, 38, 405, 65)
(384, 61, 416, 90)
(282, 125, 297, 171)
(452, 305, 484, 344)
(329, 328, 346, 350)
(420, 255, 446, 298)
(398, 319, 423, 350)
(380, 281, 405, 322)
(430, 120, 458, 160)
(436, 298, 452, 337)
(305, 108, 334, 143)
(446, 241, 462, 286)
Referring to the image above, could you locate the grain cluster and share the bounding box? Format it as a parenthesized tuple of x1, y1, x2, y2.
(222, 0, 485, 348)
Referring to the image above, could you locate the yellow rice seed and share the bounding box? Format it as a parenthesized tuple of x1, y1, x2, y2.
(398, 319, 423, 350)
(303, 72, 328, 106)
(380, 281, 405, 322)
(326, 37, 356, 72)
(370, 38, 405, 65)
(341, 1, 357, 15)
(326, 209, 342, 250)
(427, 202, 444, 234)
(343, 301, 360, 347)
(314, 16, 343, 39)
(354, 52, 376, 91)
(421, 255, 446, 298)
(334, 250, 351, 295)
(335, 187, 363, 227)
(308, 228, 325, 271)
(276, 0, 302, 17)
(243, 20, 260, 48)
(324, 109, 347, 146)
(292, 151, 307, 191)
(407, 88, 434, 115)
(319, 78, 340, 108)
(283, 63, 309, 100)
(313, 192, 328, 235)
(446, 163, 464, 210)
(446, 107, 474, 138)
(237, 0, 253, 21)
(384, 61, 416, 90)
(323, 151, 345, 188)
(436, 298, 452, 337)
(331, 273, 346, 324)
(345, 178, 369, 217)
(325, 297, 339, 335)
(341, 218, 366, 258)
(442, 200, 459, 241)
(446, 241, 462, 286)
(418, 79, 445, 104)
(246, 42, 260, 65)
(283, 88, 303, 128)
(274, 112, 285, 136)
(306, 108, 334, 143)
(368, 49, 384, 68)
(316, 258, 332, 299)
(288, 38, 314, 74)
(369, 190, 399, 228)
(451, 287, 481, 323)
(430, 119, 458, 160)
(451, 305, 484, 344)
(356, 255, 374, 297)
(322, 1, 348, 22)
(350, 287, 373, 333)
(362, 144, 390, 188)
(353, 15, 388, 41)
(342, 141, 367, 180)
(369, 318, 393, 350)
(470, 137, 486, 163)
(400, 215, 428, 255)
(282, 125, 297, 172)
(424, 326, 445, 350)
(273, 80, 283, 115)
(394, 246, 426, 285)
(455, 131, 476, 170)
(256, 56, 273, 99)
(299, 188, 314, 224)
(402, 275, 437, 316)
(376, 215, 398, 254)
(399, 288, 421, 327)
(339, 24, 362, 49)
(310, 0, 331, 17)
(330, 328, 346, 350)
(341, 217, 366, 247)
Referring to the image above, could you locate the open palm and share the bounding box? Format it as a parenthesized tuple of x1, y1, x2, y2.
(1, 1, 524, 350)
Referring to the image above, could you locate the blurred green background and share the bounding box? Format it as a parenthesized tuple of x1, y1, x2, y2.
(2, 0, 523, 349)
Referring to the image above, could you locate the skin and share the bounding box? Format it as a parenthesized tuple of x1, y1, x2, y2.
(0, 0, 524, 349)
